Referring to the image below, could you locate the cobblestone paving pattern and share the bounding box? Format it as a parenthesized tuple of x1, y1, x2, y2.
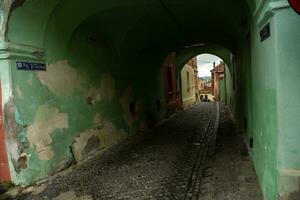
(199, 105, 263, 200)
(13, 103, 263, 200)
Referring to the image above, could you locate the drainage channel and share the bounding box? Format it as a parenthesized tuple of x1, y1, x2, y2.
(184, 102, 220, 200)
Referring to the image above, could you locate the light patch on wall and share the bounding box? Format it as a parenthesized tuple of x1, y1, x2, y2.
(100, 73, 115, 100)
(87, 87, 101, 103)
(15, 85, 23, 98)
(27, 104, 68, 160)
(120, 86, 143, 126)
(37, 60, 85, 96)
(93, 113, 102, 125)
(72, 121, 125, 162)
(4, 100, 24, 172)
(27, 74, 33, 86)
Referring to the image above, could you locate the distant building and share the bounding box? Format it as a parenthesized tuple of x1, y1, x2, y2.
(180, 57, 199, 109)
(199, 77, 214, 102)
(211, 61, 225, 102)
(198, 77, 205, 91)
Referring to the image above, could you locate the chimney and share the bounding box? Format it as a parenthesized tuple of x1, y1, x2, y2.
(213, 62, 216, 68)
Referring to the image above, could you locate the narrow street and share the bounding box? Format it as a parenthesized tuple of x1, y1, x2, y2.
(12, 103, 262, 200)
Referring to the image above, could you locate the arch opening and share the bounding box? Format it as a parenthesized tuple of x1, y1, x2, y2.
(178, 53, 235, 110)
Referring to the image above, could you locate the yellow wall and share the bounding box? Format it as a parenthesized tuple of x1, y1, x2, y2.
(181, 64, 196, 109)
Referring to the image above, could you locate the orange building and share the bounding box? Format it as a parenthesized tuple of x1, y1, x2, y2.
(211, 61, 225, 102)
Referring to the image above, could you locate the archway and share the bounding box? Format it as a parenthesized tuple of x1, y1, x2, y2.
(178, 52, 235, 110)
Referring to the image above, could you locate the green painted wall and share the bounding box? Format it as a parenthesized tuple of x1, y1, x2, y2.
(244, 16, 279, 200)
(7, 29, 166, 186)
(274, 8, 300, 198)
(237, 2, 300, 199)
(4, 0, 166, 185)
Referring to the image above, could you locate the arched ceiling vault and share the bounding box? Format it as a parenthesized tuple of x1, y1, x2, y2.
(8, 0, 251, 64)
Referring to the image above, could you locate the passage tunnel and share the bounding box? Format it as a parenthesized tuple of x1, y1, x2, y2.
(0, 0, 299, 199)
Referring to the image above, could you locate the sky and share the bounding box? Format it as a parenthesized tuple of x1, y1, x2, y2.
(197, 54, 222, 77)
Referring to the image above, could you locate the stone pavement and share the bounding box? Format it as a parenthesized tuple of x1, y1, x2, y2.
(10, 103, 262, 200)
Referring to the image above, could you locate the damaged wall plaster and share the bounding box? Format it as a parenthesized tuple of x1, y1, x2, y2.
(93, 113, 102, 125)
(279, 175, 300, 200)
(15, 85, 22, 98)
(37, 60, 85, 96)
(27, 104, 68, 160)
(3, 100, 23, 172)
(2, 0, 165, 185)
(86, 73, 115, 105)
(100, 73, 115, 100)
(72, 121, 125, 162)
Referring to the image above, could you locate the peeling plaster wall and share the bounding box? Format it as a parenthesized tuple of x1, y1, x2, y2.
(37, 60, 85, 96)
(27, 104, 68, 161)
(4, 0, 166, 185)
(3, 99, 23, 172)
(72, 120, 125, 162)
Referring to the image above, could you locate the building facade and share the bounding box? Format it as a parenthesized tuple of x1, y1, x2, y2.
(180, 57, 198, 109)
(211, 62, 225, 102)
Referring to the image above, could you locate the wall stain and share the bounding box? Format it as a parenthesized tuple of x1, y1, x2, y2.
(280, 177, 300, 200)
(99, 73, 115, 100)
(86, 96, 94, 106)
(27, 104, 68, 160)
(15, 85, 23, 98)
(17, 153, 27, 170)
(72, 121, 125, 162)
(82, 135, 101, 156)
(3, 100, 24, 172)
(37, 60, 85, 96)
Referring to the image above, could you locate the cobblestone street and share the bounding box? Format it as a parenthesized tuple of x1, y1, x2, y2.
(11, 103, 262, 200)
